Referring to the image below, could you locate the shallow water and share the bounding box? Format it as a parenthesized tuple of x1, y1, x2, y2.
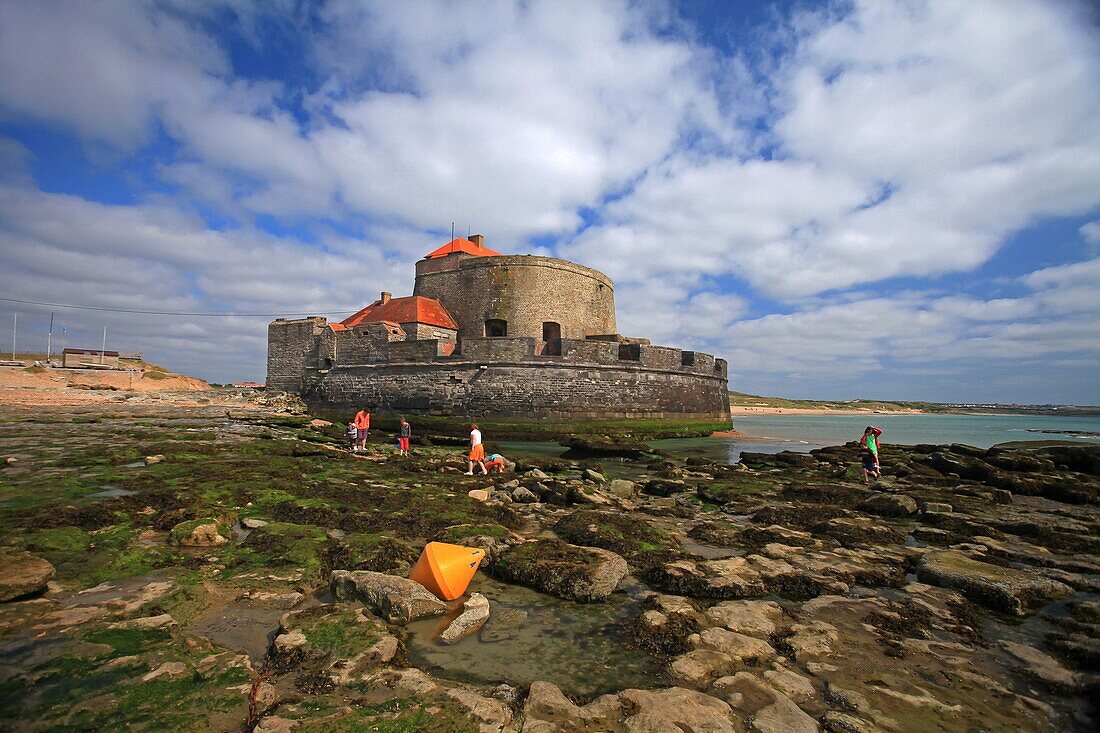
(89, 485, 136, 498)
(499, 436, 811, 467)
(732, 412, 1100, 450)
(502, 412, 1100, 468)
(405, 575, 666, 699)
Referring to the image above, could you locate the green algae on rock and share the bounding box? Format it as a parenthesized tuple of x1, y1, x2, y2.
(491, 538, 629, 602)
(916, 549, 1074, 615)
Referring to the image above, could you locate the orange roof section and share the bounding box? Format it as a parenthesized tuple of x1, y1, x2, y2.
(340, 296, 458, 331)
(424, 237, 502, 259)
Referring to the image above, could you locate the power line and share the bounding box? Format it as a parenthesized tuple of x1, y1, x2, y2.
(0, 296, 351, 318)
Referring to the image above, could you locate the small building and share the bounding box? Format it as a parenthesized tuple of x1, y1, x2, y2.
(339, 292, 459, 343)
(232, 382, 266, 389)
(62, 348, 120, 369)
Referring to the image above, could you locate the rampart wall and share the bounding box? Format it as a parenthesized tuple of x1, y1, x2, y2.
(268, 317, 730, 421)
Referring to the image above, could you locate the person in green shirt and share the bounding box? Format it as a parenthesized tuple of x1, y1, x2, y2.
(859, 426, 883, 482)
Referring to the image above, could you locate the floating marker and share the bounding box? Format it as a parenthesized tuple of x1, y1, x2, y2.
(409, 541, 484, 601)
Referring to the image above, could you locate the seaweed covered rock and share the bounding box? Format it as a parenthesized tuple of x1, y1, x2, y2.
(859, 492, 918, 517)
(0, 549, 55, 602)
(492, 539, 628, 602)
(330, 570, 446, 622)
(169, 518, 232, 546)
(916, 549, 1073, 615)
(553, 510, 675, 559)
(810, 517, 906, 548)
(560, 435, 653, 459)
(269, 605, 398, 685)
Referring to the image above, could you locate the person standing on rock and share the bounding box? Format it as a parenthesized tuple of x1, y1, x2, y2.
(398, 417, 411, 457)
(353, 407, 371, 452)
(860, 425, 883, 482)
(465, 423, 487, 475)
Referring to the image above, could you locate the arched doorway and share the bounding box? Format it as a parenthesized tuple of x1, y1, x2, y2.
(542, 321, 561, 355)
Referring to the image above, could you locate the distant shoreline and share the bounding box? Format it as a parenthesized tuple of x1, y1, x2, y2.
(730, 405, 922, 416)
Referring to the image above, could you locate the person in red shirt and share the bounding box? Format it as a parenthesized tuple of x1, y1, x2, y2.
(353, 408, 371, 452)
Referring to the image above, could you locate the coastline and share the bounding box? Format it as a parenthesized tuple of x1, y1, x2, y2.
(730, 405, 922, 416)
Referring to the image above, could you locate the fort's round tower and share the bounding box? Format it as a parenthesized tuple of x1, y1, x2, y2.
(413, 236, 616, 343)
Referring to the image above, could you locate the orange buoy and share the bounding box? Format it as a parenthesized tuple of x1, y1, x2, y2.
(409, 542, 484, 601)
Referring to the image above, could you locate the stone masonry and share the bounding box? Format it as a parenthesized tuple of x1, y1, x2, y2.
(268, 240, 730, 422)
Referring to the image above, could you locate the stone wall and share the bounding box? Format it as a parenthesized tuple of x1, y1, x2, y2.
(269, 311, 731, 422)
(401, 323, 458, 343)
(267, 318, 327, 392)
(413, 255, 616, 342)
(300, 361, 730, 420)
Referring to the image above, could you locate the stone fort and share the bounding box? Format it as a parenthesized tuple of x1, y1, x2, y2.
(267, 235, 731, 422)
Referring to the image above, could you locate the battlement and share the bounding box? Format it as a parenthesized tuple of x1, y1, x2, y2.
(268, 317, 727, 384)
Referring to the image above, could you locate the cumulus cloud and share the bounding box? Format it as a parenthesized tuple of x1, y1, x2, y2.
(713, 255, 1100, 399)
(0, 0, 1097, 401)
(568, 0, 1100, 299)
(0, 180, 418, 381)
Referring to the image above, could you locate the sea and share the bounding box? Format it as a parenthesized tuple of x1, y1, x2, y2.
(502, 412, 1100, 466)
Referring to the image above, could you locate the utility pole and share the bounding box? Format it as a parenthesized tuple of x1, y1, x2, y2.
(10, 313, 15, 361)
(100, 325, 107, 365)
(46, 312, 54, 365)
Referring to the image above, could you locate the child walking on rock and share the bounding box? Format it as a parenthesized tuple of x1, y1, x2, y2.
(398, 418, 411, 457)
(860, 425, 883, 482)
(465, 423, 487, 475)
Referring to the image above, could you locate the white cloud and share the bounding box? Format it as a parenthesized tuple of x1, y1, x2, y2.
(566, 0, 1100, 303)
(0, 0, 1097, 401)
(0, 0, 227, 147)
(0, 181, 421, 381)
(1082, 220, 1100, 251)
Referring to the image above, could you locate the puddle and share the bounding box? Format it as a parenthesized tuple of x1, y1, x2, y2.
(982, 590, 1100, 649)
(185, 604, 285, 662)
(89, 485, 137, 499)
(405, 575, 666, 699)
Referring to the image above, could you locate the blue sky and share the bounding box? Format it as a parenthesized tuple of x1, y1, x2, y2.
(1, 0, 1098, 404)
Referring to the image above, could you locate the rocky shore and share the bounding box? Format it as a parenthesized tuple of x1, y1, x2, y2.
(0, 403, 1097, 731)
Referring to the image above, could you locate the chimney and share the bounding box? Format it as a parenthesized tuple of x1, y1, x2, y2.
(380, 291, 391, 304)
(469, 234, 484, 248)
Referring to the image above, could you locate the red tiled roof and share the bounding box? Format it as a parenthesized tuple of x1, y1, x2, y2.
(340, 296, 458, 331)
(424, 237, 502, 259)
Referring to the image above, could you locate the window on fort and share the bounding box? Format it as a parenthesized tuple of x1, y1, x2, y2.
(681, 351, 695, 366)
(618, 343, 640, 361)
(321, 357, 333, 370)
(542, 322, 561, 355)
(485, 319, 507, 337)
